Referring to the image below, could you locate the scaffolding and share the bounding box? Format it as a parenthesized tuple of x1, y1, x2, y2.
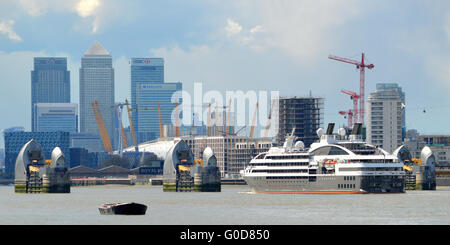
(275, 97, 324, 147)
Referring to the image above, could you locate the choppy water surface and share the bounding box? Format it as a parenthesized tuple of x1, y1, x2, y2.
(0, 185, 449, 225)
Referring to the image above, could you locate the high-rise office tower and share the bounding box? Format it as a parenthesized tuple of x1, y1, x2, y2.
(34, 103, 78, 133)
(79, 42, 115, 149)
(130, 58, 182, 143)
(366, 83, 405, 153)
(31, 57, 70, 131)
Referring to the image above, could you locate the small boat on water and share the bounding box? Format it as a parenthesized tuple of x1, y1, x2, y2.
(98, 202, 147, 215)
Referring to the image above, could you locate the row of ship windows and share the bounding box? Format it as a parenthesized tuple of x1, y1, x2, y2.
(344, 159, 395, 163)
(250, 162, 309, 166)
(263, 155, 309, 160)
(338, 184, 355, 189)
(250, 159, 395, 166)
(252, 169, 308, 173)
(266, 176, 311, 180)
(340, 167, 403, 171)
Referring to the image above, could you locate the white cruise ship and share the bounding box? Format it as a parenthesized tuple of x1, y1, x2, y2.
(240, 123, 406, 194)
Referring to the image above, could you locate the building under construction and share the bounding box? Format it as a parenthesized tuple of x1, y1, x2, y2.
(275, 96, 324, 148)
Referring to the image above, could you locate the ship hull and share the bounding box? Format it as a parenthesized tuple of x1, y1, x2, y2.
(244, 175, 405, 194)
(98, 202, 147, 215)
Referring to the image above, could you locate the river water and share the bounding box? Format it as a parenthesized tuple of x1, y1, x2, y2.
(0, 185, 449, 225)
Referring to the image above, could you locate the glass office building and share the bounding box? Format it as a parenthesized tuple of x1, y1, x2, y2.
(31, 57, 70, 132)
(34, 103, 78, 133)
(70, 132, 103, 153)
(79, 42, 115, 148)
(130, 58, 182, 143)
(4, 131, 71, 175)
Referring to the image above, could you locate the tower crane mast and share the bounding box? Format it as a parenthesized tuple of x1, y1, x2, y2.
(329, 52, 374, 125)
(339, 110, 353, 129)
(249, 102, 258, 138)
(341, 89, 360, 127)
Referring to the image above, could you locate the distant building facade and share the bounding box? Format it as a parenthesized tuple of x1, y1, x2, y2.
(68, 147, 104, 169)
(79, 42, 115, 148)
(419, 135, 450, 166)
(34, 103, 78, 133)
(275, 97, 324, 147)
(366, 83, 405, 153)
(404, 130, 450, 167)
(0, 148, 4, 170)
(31, 57, 70, 132)
(70, 132, 103, 152)
(4, 131, 70, 175)
(130, 58, 182, 143)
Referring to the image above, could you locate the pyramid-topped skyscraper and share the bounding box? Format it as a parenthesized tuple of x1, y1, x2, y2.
(85, 41, 110, 55)
(79, 42, 115, 151)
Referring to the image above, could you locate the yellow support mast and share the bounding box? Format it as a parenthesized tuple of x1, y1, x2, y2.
(91, 100, 113, 153)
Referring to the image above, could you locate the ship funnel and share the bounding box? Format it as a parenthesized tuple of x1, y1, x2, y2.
(326, 123, 335, 135)
(351, 123, 362, 135)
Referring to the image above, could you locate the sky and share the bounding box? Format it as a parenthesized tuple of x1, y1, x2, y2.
(0, 0, 449, 147)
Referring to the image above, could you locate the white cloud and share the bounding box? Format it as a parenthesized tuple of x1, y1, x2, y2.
(220, 0, 362, 64)
(0, 20, 22, 41)
(75, 0, 101, 33)
(75, 0, 100, 18)
(223, 20, 265, 47)
(16, 0, 111, 33)
(249, 25, 263, 34)
(225, 19, 242, 36)
(18, 0, 48, 17)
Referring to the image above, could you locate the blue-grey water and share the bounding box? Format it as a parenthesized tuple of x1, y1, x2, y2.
(0, 185, 449, 225)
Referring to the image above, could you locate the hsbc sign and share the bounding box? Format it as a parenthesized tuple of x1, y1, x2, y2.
(132, 58, 163, 66)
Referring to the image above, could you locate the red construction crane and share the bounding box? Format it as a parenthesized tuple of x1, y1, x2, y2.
(339, 110, 353, 129)
(329, 53, 374, 125)
(341, 89, 360, 127)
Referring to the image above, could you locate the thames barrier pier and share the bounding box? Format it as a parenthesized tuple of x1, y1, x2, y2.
(14, 140, 70, 193)
(403, 146, 436, 190)
(163, 140, 220, 192)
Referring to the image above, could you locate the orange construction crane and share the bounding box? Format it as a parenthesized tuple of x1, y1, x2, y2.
(214, 103, 219, 136)
(340, 89, 360, 127)
(125, 99, 137, 147)
(339, 110, 353, 129)
(190, 104, 210, 136)
(91, 100, 113, 153)
(225, 99, 232, 136)
(249, 102, 258, 138)
(218, 126, 246, 136)
(329, 53, 374, 125)
(263, 101, 274, 138)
